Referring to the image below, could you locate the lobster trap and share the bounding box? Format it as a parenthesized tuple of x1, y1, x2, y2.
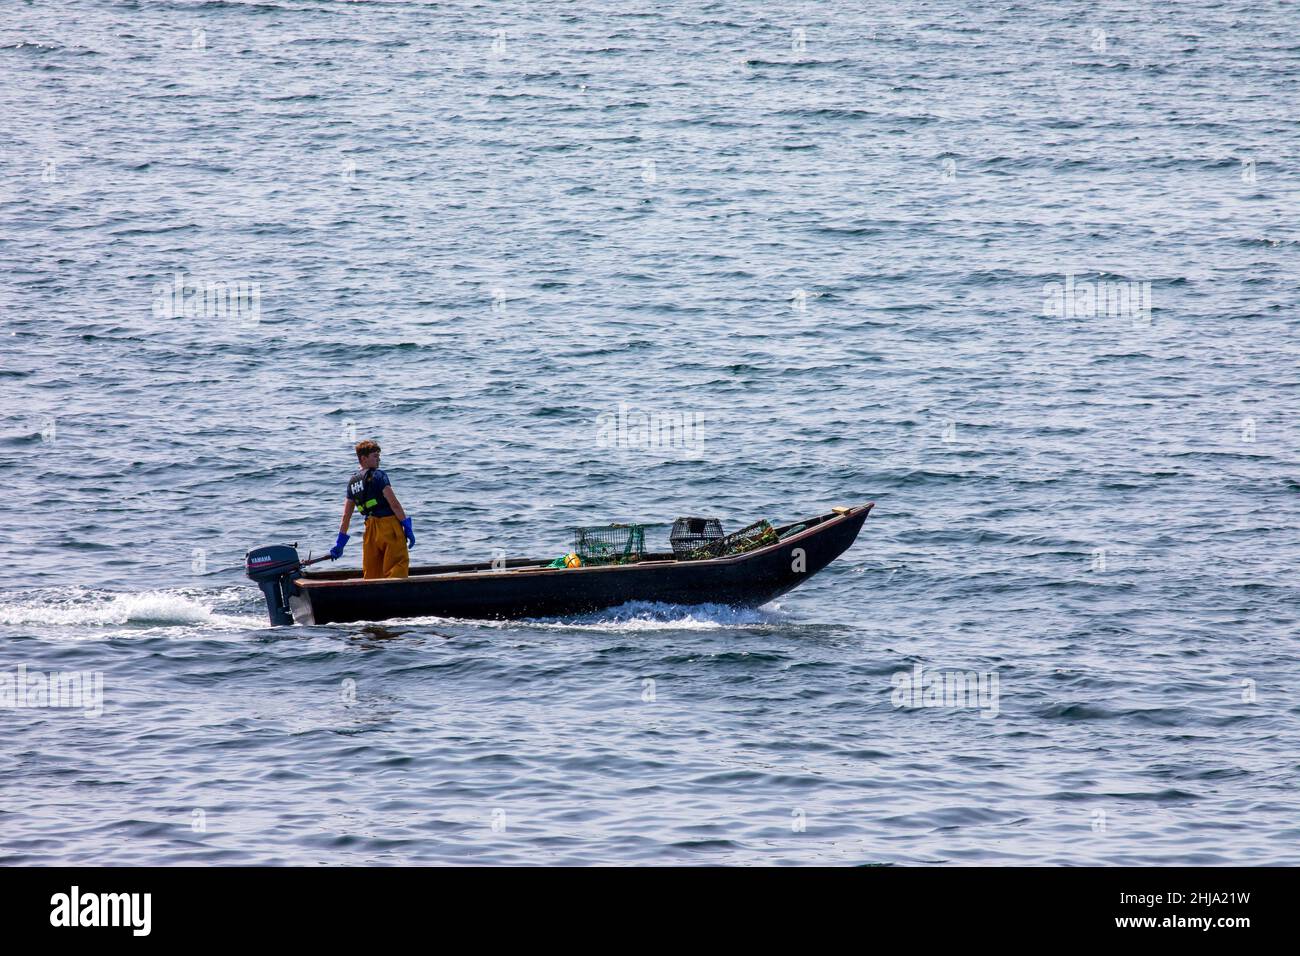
(669, 516, 724, 558)
(573, 523, 646, 565)
(686, 519, 778, 560)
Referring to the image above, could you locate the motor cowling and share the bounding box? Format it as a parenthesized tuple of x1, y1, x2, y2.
(245, 545, 301, 625)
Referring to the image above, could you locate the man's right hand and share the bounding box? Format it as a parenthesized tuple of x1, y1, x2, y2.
(329, 532, 350, 560)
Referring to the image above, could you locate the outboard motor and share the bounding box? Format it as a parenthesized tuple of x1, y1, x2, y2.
(245, 544, 303, 626)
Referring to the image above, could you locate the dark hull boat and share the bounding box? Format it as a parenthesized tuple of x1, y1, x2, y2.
(246, 504, 873, 626)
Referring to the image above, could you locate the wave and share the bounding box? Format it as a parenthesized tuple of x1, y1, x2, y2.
(0, 588, 260, 630)
(535, 600, 788, 630)
(372, 600, 790, 633)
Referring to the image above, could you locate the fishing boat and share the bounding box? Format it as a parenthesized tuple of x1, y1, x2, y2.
(245, 503, 874, 626)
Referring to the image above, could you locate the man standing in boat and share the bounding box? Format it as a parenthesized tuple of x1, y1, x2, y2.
(328, 440, 415, 578)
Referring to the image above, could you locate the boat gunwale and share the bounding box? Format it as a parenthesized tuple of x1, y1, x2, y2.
(295, 503, 873, 590)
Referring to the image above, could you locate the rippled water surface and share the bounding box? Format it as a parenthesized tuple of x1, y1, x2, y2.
(1, 0, 1298, 865)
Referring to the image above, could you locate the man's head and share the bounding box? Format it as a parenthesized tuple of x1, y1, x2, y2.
(355, 439, 381, 470)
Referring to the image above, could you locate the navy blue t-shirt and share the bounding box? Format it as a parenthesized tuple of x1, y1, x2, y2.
(347, 468, 394, 517)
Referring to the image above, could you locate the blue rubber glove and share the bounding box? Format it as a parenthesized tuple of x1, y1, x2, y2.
(329, 532, 349, 560)
(400, 517, 415, 547)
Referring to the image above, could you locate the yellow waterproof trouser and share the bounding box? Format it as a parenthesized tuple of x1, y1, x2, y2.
(363, 515, 409, 579)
